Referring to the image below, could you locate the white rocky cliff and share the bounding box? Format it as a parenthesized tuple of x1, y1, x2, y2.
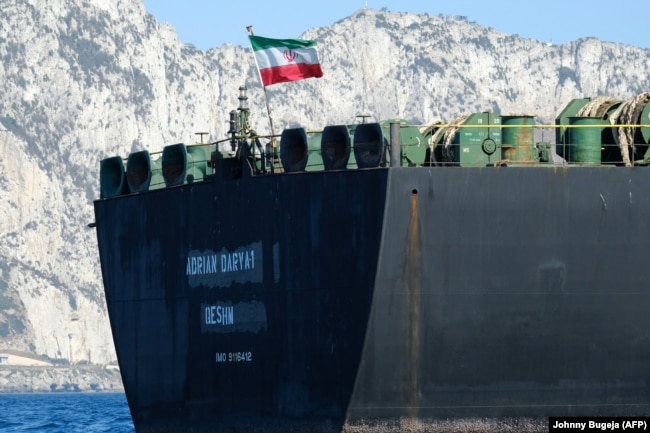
(0, 0, 649, 366)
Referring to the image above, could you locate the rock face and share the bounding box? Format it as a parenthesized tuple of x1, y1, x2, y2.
(0, 1, 649, 365)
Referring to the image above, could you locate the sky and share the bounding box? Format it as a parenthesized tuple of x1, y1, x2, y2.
(141, 0, 649, 50)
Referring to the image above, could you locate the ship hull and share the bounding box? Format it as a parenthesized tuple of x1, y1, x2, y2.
(94, 166, 650, 432)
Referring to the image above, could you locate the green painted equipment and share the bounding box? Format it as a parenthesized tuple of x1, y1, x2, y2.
(379, 119, 427, 167)
(501, 115, 538, 165)
(555, 98, 590, 158)
(353, 123, 384, 169)
(440, 112, 502, 167)
(162, 143, 210, 186)
(321, 125, 351, 171)
(555, 96, 627, 164)
(305, 129, 326, 171)
(126, 150, 163, 192)
(305, 121, 399, 171)
(280, 128, 309, 173)
(567, 117, 605, 165)
(99, 156, 127, 199)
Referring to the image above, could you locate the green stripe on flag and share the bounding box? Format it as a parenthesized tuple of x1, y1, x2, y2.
(249, 35, 317, 51)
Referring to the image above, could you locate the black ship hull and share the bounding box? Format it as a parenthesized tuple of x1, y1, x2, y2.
(94, 166, 650, 432)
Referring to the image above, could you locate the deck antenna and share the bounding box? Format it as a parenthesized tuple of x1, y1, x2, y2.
(356, 114, 371, 124)
(247, 25, 276, 173)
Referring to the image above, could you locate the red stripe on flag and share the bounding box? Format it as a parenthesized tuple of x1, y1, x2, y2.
(259, 63, 323, 86)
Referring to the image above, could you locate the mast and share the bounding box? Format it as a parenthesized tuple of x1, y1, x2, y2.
(247, 25, 276, 173)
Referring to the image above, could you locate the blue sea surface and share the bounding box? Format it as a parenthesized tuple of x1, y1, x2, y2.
(0, 393, 135, 432)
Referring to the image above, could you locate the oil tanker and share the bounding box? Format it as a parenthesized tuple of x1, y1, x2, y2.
(92, 90, 650, 432)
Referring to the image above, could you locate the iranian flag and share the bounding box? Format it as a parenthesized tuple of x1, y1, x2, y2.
(249, 35, 323, 86)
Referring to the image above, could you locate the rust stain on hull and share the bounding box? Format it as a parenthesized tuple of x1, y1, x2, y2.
(404, 189, 422, 414)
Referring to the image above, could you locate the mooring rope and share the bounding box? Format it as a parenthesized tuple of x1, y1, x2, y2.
(420, 121, 443, 148)
(440, 115, 468, 163)
(443, 115, 469, 147)
(576, 96, 622, 118)
(610, 92, 650, 166)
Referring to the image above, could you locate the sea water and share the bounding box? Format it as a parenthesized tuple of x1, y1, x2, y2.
(0, 392, 135, 432)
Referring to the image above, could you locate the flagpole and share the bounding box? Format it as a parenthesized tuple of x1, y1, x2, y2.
(247, 26, 276, 173)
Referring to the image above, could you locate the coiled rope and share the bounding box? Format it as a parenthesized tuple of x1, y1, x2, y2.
(441, 115, 468, 163)
(610, 92, 650, 166)
(576, 96, 622, 118)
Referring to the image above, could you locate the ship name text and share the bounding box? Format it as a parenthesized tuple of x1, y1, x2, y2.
(200, 301, 268, 334)
(204, 305, 234, 326)
(186, 242, 264, 289)
(186, 250, 255, 276)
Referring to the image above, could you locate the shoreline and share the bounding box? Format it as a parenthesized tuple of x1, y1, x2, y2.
(0, 365, 124, 393)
